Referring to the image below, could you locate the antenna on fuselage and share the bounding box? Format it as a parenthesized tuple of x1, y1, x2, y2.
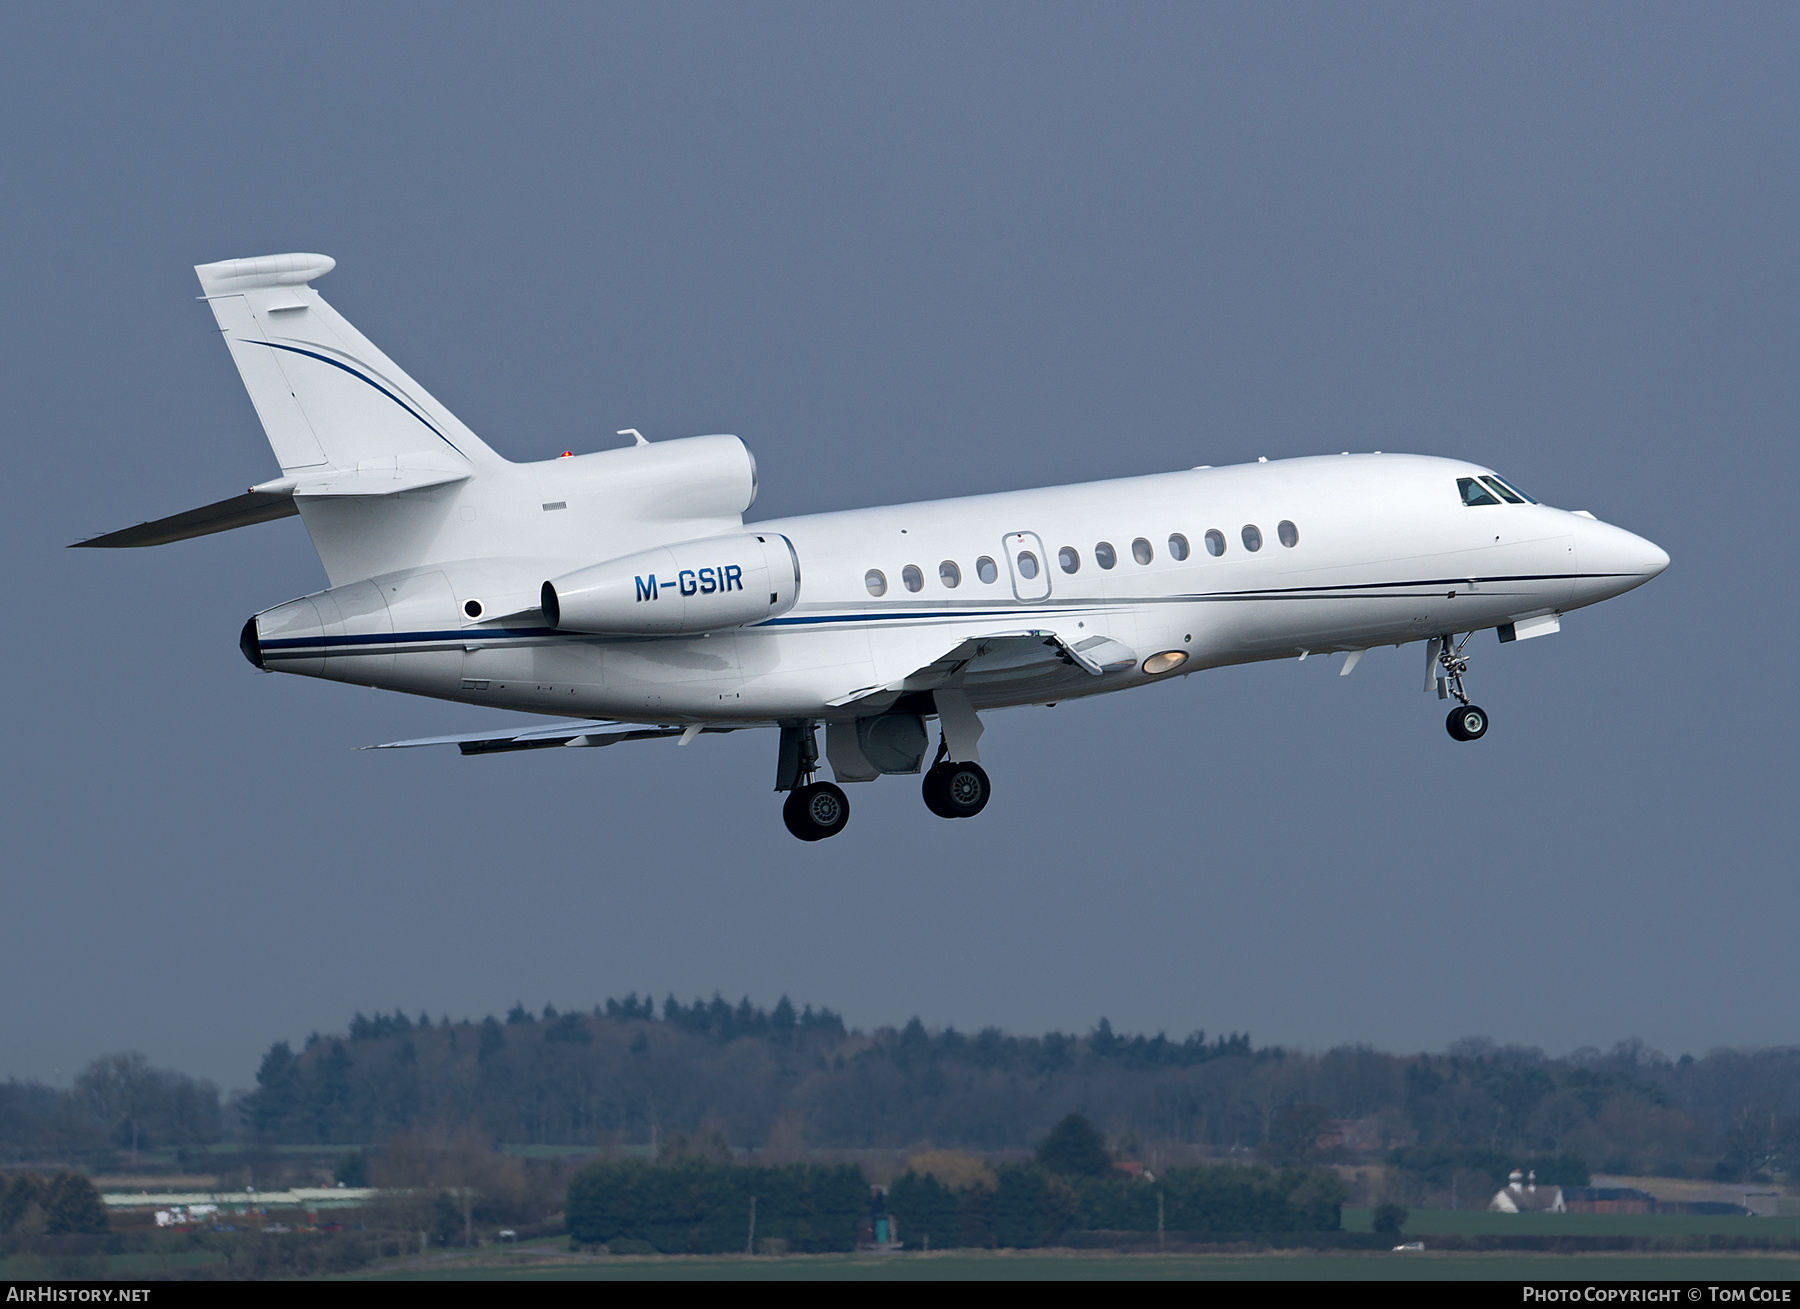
(617, 428, 649, 447)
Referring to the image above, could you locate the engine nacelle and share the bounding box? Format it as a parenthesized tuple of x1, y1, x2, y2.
(542, 533, 801, 635)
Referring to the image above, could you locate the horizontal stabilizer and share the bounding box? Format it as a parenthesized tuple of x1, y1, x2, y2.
(287, 464, 471, 499)
(71, 488, 299, 548)
(365, 718, 776, 756)
(71, 463, 471, 548)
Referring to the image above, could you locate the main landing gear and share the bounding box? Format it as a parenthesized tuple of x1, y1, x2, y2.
(783, 781, 850, 841)
(774, 719, 994, 840)
(921, 741, 992, 819)
(1432, 633, 1490, 742)
(777, 721, 851, 841)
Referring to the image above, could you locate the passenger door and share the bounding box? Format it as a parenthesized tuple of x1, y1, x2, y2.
(1002, 531, 1052, 602)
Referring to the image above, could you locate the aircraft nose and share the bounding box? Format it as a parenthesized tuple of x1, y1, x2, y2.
(1583, 519, 1670, 583)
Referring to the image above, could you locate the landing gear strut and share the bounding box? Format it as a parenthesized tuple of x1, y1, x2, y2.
(777, 720, 851, 840)
(1432, 634, 1490, 742)
(921, 738, 992, 819)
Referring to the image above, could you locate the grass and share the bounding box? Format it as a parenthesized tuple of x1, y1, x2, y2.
(351, 1249, 1800, 1281)
(1342, 1206, 1800, 1239)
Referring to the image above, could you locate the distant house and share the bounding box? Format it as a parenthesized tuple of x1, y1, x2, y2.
(1489, 1170, 1565, 1213)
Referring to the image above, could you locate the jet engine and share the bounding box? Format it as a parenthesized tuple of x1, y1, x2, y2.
(542, 532, 801, 635)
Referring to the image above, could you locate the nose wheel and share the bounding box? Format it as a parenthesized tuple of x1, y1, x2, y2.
(1432, 633, 1491, 742)
(1447, 704, 1489, 741)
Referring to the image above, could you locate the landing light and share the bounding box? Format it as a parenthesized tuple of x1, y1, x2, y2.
(1143, 650, 1188, 675)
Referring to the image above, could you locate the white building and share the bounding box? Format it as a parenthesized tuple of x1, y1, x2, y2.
(1489, 1169, 1565, 1213)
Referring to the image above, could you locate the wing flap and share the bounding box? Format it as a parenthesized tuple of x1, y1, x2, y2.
(832, 629, 1139, 709)
(364, 718, 777, 756)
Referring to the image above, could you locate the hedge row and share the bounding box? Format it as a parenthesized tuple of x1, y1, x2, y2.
(889, 1163, 1345, 1249)
(563, 1159, 1343, 1253)
(565, 1160, 865, 1253)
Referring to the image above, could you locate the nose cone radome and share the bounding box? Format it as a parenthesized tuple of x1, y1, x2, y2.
(1581, 518, 1669, 594)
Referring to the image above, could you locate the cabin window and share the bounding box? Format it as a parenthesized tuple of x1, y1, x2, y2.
(1278, 520, 1298, 548)
(939, 560, 961, 588)
(902, 564, 924, 592)
(976, 556, 998, 584)
(1059, 546, 1080, 574)
(1016, 550, 1040, 580)
(1094, 542, 1116, 570)
(1480, 476, 1524, 504)
(1132, 538, 1153, 565)
(865, 569, 887, 597)
(1204, 529, 1225, 557)
(1168, 533, 1190, 561)
(1241, 524, 1262, 552)
(1458, 477, 1501, 507)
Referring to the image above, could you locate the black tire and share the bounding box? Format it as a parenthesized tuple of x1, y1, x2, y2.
(921, 766, 954, 818)
(922, 761, 990, 818)
(783, 782, 850, 840)
(1447, 704, 1489, 742)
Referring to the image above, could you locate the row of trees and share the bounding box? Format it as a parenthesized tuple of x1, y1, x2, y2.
(0, 1053, 221, 1164)
(228, 998, 1800, 1181)
(563, 1116, 1346, 1252)
(7, 998, 1800, 1184)
(0, 1172, 110, 1243)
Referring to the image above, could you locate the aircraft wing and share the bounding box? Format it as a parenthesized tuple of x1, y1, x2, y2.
(365, 718, 777, 756)
(828, 630, 1139, 708)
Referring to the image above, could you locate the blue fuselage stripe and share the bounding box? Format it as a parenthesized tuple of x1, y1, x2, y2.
(257, 571, 1620, 654)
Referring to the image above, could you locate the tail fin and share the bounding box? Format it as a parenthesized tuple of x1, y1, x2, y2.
(195, 254, 503, 475)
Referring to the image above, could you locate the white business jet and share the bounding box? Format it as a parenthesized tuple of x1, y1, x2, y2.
(78, 254, 1668, 840)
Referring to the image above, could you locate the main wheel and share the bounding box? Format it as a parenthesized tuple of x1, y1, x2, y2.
(783, 782, 850, 841)
(921, 761, 991, 818)
(1446, 704, 1489, 741)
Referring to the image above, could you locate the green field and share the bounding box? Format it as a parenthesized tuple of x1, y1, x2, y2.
(6, 1243, 1799, 1282)
(1342, 1206, 1800, 1239)
(355, 1250, 1800, 1281)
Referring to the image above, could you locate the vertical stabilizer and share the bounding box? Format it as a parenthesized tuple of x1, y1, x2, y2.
(195, 254, 503, 475)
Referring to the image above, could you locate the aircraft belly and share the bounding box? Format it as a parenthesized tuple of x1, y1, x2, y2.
(734, 627, 878, 716)
(599, 635, 745, 715)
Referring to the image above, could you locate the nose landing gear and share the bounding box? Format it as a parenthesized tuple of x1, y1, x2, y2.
(1447, 704, 1489, 741)
(1431, 633, 1490, 742)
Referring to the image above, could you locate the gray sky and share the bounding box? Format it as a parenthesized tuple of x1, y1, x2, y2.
(3, 3, 1794, 1090)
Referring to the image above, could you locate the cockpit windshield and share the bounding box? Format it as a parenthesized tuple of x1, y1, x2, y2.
(1458, 474, 1539, 506)
(1458, 477, 1501, 506)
